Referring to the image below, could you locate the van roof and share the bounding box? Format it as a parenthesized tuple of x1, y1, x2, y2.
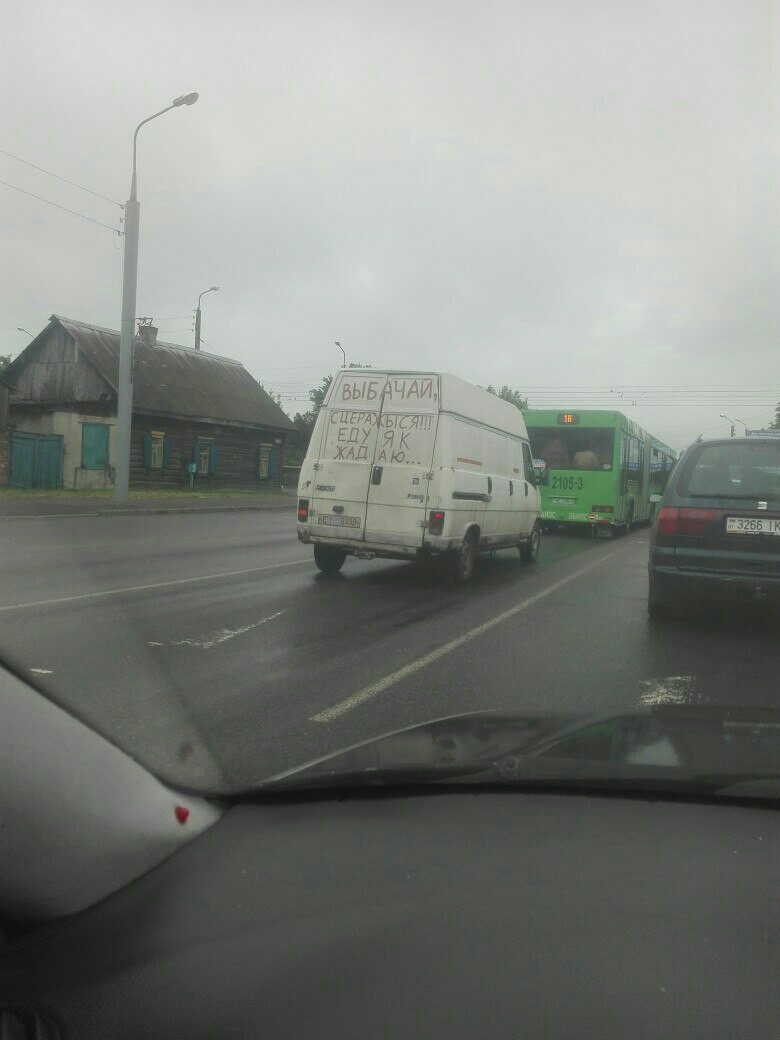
(329, 370, 528, 439)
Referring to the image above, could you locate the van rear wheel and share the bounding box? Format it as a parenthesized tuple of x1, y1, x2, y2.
(520, 524, 541, 563)
(450, 533, 477, 584)
(313, 545, 347, 574)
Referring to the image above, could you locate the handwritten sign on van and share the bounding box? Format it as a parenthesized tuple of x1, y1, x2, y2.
(332, 376, 438, 411)
(323, 409, 435, 465)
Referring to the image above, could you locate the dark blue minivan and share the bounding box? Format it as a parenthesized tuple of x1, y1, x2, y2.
(649, 437, 780, 616)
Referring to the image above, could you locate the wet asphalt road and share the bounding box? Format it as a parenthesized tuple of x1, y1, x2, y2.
(0, 509, 777, 791)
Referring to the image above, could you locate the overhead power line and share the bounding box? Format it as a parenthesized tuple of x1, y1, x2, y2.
(0, 179, 122, 234)
(0, 148, 123, 208)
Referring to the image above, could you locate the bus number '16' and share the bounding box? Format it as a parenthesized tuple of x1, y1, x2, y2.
(551, 475, 584, 491)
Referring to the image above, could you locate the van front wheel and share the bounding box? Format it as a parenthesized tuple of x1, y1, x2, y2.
(450, 533, 477, 584)
(313, 545, 347, 574)
(520, 524, 541, 563)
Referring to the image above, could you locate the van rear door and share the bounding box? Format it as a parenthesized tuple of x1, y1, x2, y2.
(307, 374, 387, 543)
(364, 375, 440, 547)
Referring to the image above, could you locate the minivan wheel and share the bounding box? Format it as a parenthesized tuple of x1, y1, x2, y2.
(520, 524, 541, 563)
(314, 544, 347, 574)
(450, 533, 477, 584)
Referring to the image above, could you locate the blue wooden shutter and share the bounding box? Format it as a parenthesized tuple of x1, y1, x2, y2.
(208, 443, 218, 475)
(82, 423, 109, 470)
(162, 434, 171, 469)
(143, 432, 152, 468)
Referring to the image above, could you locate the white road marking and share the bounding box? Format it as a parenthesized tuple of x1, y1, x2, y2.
(167, 610, 285, 650)
(638, 675, 694, 706)
(311, 545, 628, 722)
(29, 668, 53, 675)
(0, 558, 310, 613)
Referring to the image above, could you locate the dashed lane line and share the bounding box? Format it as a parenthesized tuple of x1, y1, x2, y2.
(311, 544, 629, 723)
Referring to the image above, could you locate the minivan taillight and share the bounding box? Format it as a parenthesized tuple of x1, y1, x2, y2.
(656, 506, 678, 535)
(298, 499, 309, 523)
(656, 506, 720, 536)
(677, 508, 720, 535)
(428, 510, 445, 536)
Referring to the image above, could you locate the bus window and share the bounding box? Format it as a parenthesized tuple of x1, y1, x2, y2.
(527, 428, 615, 471)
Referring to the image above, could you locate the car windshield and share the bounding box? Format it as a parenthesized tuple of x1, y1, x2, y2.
(2, 2, 780, 804)
(679, 443, 780, 500)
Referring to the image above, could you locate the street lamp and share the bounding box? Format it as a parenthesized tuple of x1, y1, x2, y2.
(719, 413, 737, 438)
(195, 286, 219, 352)
(734, 418, 748, 435)
(114, 92, 199, 505)
(335, 340, 345, 366)
(17, 327, 33, 339)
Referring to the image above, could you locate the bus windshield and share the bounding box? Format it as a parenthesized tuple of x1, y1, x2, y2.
(528, 427, 616, 471)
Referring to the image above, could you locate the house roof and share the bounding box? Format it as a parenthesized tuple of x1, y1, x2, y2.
(7, 316, 294, 431)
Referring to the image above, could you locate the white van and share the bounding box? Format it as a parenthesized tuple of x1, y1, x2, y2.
(296, 370, 541, 581)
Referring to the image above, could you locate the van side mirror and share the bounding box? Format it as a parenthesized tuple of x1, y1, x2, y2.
(649, 493, 662, 504)
(533, 460, 549, 486)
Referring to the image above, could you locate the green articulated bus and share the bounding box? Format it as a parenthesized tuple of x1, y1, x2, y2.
(524, 410, 677, 537)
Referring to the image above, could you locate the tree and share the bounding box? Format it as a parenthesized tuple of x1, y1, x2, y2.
(483, 384, 528, 412)
(0, 354, 11, 375)
(770, 403, 780, 430)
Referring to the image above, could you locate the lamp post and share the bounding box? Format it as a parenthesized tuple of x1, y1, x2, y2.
(17, 327, 34, 339)
(734, 418, 748, 436)
(194, 286, 219, 351)
(114, 92, 199, 505)
(335, 340, 345, 366)
(719, 413, 736, 438)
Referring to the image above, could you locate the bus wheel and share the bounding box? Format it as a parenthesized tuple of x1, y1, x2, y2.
(314, 545, 347, 574)
(450, 532, 477, 584)
(520, 524, 541, 563)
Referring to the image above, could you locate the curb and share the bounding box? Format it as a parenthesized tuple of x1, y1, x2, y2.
(0, 502, 297, 520)
(99, 503, 296, 517)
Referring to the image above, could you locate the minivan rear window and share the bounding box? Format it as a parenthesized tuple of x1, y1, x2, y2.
(678, 442, 780, 500)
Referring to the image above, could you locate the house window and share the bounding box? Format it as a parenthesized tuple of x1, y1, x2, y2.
(198, 441, 212, 474)
(150, 432, 164, 469)
(258, 444, 271, 479)
(82, 422, 109, 470)
(143, 431, 170, 469)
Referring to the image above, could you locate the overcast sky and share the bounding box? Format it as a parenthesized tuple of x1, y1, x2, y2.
(2, 0, 778, 449)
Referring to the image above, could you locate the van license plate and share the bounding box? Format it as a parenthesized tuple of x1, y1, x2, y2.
(319, 514, 361, 528)
(726, 517, 780, 535)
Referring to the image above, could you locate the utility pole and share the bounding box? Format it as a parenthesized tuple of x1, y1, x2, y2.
(335, 340, 345, 366)
(114, 92, 199, 505)
(194, 286, 219, 351)
(720, 413, 736, 438)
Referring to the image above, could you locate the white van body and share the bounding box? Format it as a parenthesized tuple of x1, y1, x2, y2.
(297, 371, 541, 573)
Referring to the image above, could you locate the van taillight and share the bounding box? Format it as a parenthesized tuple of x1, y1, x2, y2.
(428, 510, 445, 536)
(678, 508, 720, 535)
(656, 507, 678, 535)
(298, 499, 309, 522)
